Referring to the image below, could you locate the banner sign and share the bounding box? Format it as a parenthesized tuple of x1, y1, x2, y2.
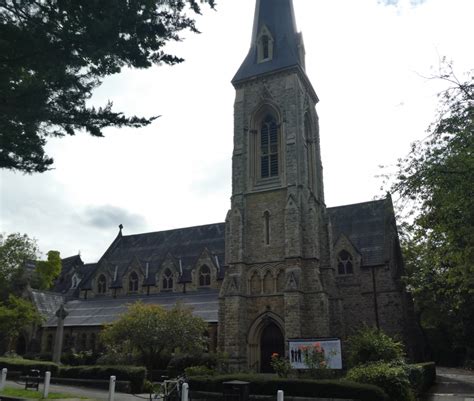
(288, 338, 342, 369)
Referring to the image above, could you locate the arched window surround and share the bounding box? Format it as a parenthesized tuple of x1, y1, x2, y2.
(199, 265, 211, 287)
(249, 103, 284, 189)
(257, 25, 274, 63)
(162, 268, 174, 291)
(97, 274, 107, 294)
(337, 250, 354, 275)
(128, 271, 139, 293)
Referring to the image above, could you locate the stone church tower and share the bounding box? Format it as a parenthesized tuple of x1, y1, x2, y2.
(219, 0, 342, 371)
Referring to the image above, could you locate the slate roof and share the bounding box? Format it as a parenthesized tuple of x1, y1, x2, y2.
(30, 289, 65, 320)
(327, 199, 390, 267)
(42, 289, 219, 327)
(232, 0, 304, 84)
(80, 223, 226, 291)
(52, 255, 84, 294)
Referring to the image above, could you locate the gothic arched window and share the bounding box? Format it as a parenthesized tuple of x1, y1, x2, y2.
(162, 269, 173, 291)
(129, 271, 139, 292)
(257, 26, 274, 63)
(199, 265, 211, 287)
(97, 275, 107, 294)
(337, 250, 354, 275)
(260, 115, 279, 179)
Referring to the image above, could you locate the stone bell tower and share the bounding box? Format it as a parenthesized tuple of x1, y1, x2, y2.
(219, 0, 340, 371)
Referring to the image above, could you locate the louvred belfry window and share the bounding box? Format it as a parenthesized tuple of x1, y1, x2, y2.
(260, 115, 279, 178)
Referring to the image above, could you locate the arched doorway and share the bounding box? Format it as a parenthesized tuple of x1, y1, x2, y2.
(260, 322, 284, 373)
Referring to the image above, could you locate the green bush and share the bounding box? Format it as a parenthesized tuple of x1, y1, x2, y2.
(346, 362, 414, 401)
(406, 362, 436, 395)
(187, 374, 388, 401)
(167, 353, 218, 376)
(58, 365, 146, 393)
(0, 357, 59, 375)
(184, 365, 216, 377)
(347, 326, 405, 367)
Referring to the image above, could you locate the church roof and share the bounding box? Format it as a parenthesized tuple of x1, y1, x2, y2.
(80, 223, 226, 290)
(327, 198, 392, 266)
(232, 0, 304, 84)
(30, 289, 65, 320)
(42, 289, 219, 327)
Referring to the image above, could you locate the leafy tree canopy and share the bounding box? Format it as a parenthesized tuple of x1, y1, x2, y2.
(101, 302, 208, 370)
(0, 0, 215, 173)
(0, 295, 42, 352)
(388, 60, 473, 363)
(0, 233, 40, 298)
(35, 250, 62, 290)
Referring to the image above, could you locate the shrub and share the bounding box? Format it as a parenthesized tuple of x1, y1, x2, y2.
(96, 349, 141, 367)
(269, 353, 291, 378)
(167, 353, 218, 376)
(347, 326, 405, 367)
(187, 374, 388, 401)
(0, 357, 59, 375)
(346, 362, 414, 401)
(58, 365, 146, 393)
(61, 350, 98, 366)
(185, 365, 216, 377)
(406, 362, 436, 395)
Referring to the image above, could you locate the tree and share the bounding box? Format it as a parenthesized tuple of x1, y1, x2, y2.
(389, 60, 473, 364)
(0, 0, 215, 173)
(0, 295, 42, 353)
(100, 302, 208, 370)
(0, 233, 40, 299)
(35, 250, 62, 290)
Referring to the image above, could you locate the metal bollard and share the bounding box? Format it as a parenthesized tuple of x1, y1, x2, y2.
(0, 368, 7, 391)
(277, 390, 284, 401)
(108, 376, 116, 401)
(181, 382, 189, 401)
(43, 371, 51, 398)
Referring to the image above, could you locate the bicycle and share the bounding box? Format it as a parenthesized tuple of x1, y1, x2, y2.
(153, 375, 189, 401)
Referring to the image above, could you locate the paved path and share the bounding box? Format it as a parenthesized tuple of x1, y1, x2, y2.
(423, 367, 474, 401)
(5, 379, 149, 401)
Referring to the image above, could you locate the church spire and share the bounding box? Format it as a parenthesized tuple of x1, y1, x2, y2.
(232, 0, 305, 84)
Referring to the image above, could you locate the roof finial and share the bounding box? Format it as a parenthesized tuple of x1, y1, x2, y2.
(119, 224, 123, 235)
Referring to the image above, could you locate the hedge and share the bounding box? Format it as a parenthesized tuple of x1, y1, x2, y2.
(407, 362, 436, 394)
(187, 374, 388, 401)
(58, 365, 147, 393)
(0, 357, 59, 376)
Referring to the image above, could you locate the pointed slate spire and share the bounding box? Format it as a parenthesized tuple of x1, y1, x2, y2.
(232, 0, 305, 84)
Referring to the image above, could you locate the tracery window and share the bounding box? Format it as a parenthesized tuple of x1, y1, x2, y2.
(97, 274, 107, 294)
(129, 271, 139, 292)
(260, 115, 279, 179)
(337, 250, 354, 275)
(199, 265, 211, 287)
(162, 269, 173, 291)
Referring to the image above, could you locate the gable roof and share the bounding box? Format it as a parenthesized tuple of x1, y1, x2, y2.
(327, 199, 390, 267)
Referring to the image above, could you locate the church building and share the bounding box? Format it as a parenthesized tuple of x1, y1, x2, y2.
(30, 0, 421, 371)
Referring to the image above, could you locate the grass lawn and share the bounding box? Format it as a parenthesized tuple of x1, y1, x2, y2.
(0, 387, 88, 399)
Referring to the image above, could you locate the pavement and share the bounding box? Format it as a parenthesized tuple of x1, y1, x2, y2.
(5, 379, 148, 401)
(423, 367, 474, 401)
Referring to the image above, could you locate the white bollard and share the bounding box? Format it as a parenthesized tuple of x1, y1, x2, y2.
(0, 368, 7, 391)
(181, 382, 189, 401)
(108, 376, 116, 401)
(43, 371, 51, 398)
(277, 390, 284, 401)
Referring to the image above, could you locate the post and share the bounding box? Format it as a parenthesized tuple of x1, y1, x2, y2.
(52, 304, 69, 363)
(181, 382, 189, 401)
(0, 368, 7, 391)
(108, 376, 116, 401)
(277, 390, 284, 401)
(43, 371, 51, 398)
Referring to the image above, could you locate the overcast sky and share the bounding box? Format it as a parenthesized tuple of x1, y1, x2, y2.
(1, 0, 473, 262)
